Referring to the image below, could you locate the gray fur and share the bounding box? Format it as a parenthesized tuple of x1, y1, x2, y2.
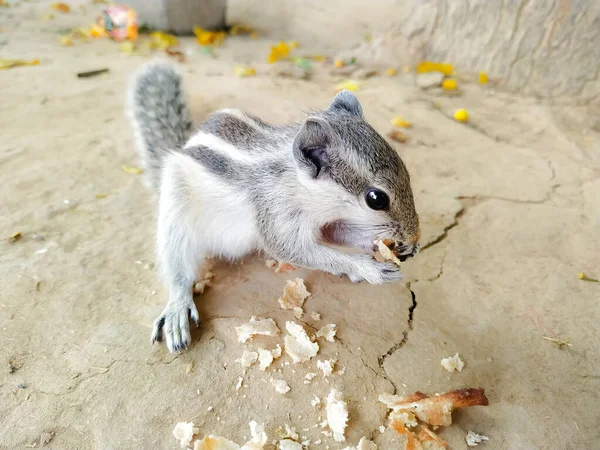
(128, 63, 420, 352)
(127, 63, 192, 189)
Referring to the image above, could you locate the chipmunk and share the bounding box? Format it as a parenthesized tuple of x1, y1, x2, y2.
(128, 63, 420, 352)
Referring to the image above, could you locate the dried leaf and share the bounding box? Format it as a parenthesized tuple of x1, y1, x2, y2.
(335, 80, 359, 92)
(388, 130, 407, 143)
(51, 3, 70, 13)
(229, 24, 257, 36)
(77, 68, 109, 78)
(416, 61, 453, 75)
(577, 272, 598, 282)
(234, 66, 256, 77)
(268, 41, 291, 63)
(9, 232, 22, 243)
(165, 48, 185, 62)
(122, 165, 143, 175)
(193, 27, 226, 46)
(59, 35, 73, 46)
(391, 116, 412, 128)
(0, 59, 40, 70)
(542, 336, 573, 348)
(149, 31, 178, 50)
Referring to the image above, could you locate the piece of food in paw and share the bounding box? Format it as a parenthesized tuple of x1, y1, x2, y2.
(374, 239, 402, 266)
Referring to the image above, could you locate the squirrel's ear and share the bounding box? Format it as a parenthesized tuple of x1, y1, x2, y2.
(328, 90, 363, 117)
(293, 118, 335, 178)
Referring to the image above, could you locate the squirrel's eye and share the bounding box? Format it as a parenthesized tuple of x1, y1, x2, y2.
(365, 189, 390, 210)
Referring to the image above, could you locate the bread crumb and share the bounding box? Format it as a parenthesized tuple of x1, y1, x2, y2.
(342, 437, 377, 450)
(284, 321, 319, 363)
(271, 344, 282, 359)
(311, 396, 321, 407)
(193, 421, 267, 450)
(326, 389, 348, 442)
(193, 435, 239, 449)
(466, 431, 489, 446)
(283, 424, 299, 440)
(173, 422, 199, 448)
(316, 324, 337, 342)
(317, 359, 336, 377)
(257, 348, 274, 371)
(278, 278, 310, 310)
(279, 439, 302, 450)
(238, 350, 258, 369)
(380, 388, 489, 428)
(305, 372, 317, 381)
(293, 306, 304, 318)
(236, 376, 244, 391)
(271, 379, 290, 394)
(235, 317, 280, 343)
(374, 240, 401, 266)
(266, 259, 277, 269)
(193, 272, 215, 294)
(391, 410, 418, 428)
(441, 353, 464, 373)
(378, 426, 385, 433)
(311, 311, 321, 321)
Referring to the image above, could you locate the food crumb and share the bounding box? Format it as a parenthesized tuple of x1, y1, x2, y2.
(316, 324, 337, 342)
(258, 348, 275, 370)
(311, 396, 321, 407)
(374, 240, 401, 266)
(238, 350, 258, 369)
(236, 376, 243, 391)
(311, 311, 321, 321)
(279, 439, 302, 450)
(172, 422, 199, 448)
(317, 359, 336, 377)
(271, 378, 291, 394)
(284, 321, 319, 363)
(326, 389, 348, 442)
(441, 352, 465, 372)
(278, 278, 310, 310)
(379, 426, 385, 433)
(235, 316, 280, 343)
(466, 431, 489, 446)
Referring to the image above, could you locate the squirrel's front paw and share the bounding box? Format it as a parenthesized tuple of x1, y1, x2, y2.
(151, 300, 199, 352)
(356, 256, 403, 284)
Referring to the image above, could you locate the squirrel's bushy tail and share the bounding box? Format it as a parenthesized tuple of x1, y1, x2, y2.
(127, 62, 192, 189)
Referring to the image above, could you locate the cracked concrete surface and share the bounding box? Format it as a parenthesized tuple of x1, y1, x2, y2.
(1, 3, 600, 450)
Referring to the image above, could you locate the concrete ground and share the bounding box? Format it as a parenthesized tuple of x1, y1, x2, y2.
(1, 2, 599, 449)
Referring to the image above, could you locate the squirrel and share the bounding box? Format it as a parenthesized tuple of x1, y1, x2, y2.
(128, 62, 420, 352)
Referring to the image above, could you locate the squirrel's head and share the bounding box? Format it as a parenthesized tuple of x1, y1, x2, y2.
(293, 90, 420, 260)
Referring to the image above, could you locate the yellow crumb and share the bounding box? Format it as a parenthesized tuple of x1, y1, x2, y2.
(234, 66, 256, 77)
(416, 61, 453, 75)
(385, 68, 397, 76)
(122, 165, 143, 174)
(454, 109, 469, 123)
(442, 78, 458, 90)
(479, 71, 489, 84)
(391, 116, 412, 128)
(335, 80, 358, 92)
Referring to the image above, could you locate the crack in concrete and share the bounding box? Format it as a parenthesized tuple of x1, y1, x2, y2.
(377, 283, 417, 394)
(421, 206, 466, 252)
